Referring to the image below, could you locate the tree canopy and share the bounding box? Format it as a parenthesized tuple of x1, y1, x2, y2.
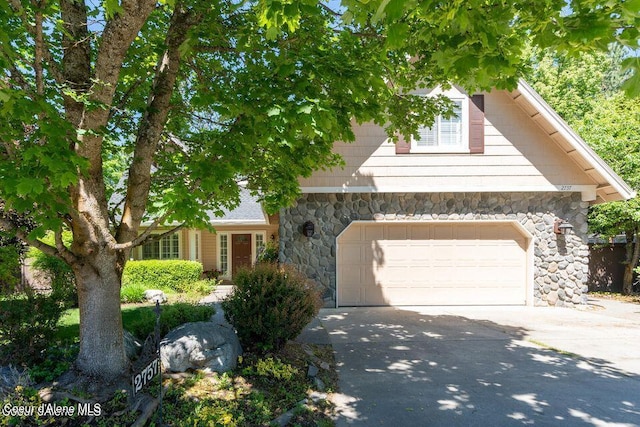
(1, 0, 639, 380)
(527, 45, 640, 294)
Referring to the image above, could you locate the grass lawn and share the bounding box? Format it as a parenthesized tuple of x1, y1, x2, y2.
(56, 303, 162, 342)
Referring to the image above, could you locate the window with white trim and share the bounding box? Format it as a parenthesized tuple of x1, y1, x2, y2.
(255, 233, 265, 259)
(219, 234, 229, 276)
(412, 99, 468, 153)
(141, 233, 180, 260)
(194, 233, 199, 260)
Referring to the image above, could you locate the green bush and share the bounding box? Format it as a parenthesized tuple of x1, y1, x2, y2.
(179, 279, 217, 296)
(256, 241, 279, 264)
(28, 341, 78, 383)
(123, 260, 203, 292)
(0, 290, 65, 366)
(30, 250, 77, 308)
(29, 232, 77, 308)
(120, 282, 147, 303)
(241, 357, 299, 381)
(222, 264, 322, 353)
(125, 302, 215, 340)
(0, 245, 21, 293)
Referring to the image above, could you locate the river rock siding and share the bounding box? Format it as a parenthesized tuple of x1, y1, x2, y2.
(279, 192, 590, 307)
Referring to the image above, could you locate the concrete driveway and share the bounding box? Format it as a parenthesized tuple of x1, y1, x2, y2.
(315, 298, 640, 426)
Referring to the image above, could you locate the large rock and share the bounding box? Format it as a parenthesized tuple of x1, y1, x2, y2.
(160, 322, 242, 373)
(144, 289, 167, 303)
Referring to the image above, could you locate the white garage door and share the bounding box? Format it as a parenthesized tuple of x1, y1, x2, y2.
(337, 221, 530, 306)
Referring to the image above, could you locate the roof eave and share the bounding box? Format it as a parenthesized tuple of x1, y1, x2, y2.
(514, 79, 636, 203)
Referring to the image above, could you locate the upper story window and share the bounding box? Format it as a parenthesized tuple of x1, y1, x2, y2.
(411, 99, 468, 153)
(395, 93, 484, 155)
(141, 233, 180, 260)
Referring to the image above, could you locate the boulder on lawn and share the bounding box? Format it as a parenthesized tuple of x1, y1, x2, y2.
(160, 322, 242, 373)
(144, 289, 167, 303)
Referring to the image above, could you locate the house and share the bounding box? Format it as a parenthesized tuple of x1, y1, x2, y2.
(132, 187, 279, 279)
(278, 81, 635, 308)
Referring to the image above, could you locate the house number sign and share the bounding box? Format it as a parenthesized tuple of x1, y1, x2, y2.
(132, 358, 160, 395)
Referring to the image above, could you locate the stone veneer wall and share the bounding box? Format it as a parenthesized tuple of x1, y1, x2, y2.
(279, 192, 590, 307)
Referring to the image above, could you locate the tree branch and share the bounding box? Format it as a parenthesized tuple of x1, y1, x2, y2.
(8, 0, 64, 85)
(112, 213, 178, 250)
(34, 7, 44, 94)
(193, 45, 237, 53)
(54, 228, 77, 264)
(0, 217, 77, 264)
(116, 4, 202, 245)
(109, 78, 146, 121)
(91, 0, 157, 110)
(6, 62, 32, 92)
(319, 2, 341, 17)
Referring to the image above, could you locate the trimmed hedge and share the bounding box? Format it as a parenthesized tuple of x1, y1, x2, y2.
(123, 260, 203, 292)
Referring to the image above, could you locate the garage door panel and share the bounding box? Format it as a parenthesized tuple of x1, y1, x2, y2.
(341, 266, 363, 284)
(410, 226, 431, 239)
(433, 226, 454, 239)
(340, 288, 363, 306)
(385, 225, 407, 239)
(338, 222, 529, 306)
(364, 226, 384, 240)
(455, 225, 480, 239)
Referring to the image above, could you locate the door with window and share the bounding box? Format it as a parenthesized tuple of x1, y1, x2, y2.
(232, 234, 252, 275)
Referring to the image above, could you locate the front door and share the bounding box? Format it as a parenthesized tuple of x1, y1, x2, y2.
(232, 234, 252, 275)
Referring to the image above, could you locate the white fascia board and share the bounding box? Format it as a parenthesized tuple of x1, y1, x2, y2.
(516, 80, 635, 201)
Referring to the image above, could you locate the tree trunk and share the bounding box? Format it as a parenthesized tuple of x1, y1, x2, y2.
(72, 250, 128, 381)
(622, 231, 640, 295)
(622, 262, 634, 295)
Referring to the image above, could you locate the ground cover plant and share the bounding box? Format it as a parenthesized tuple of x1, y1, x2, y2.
(159, 342, 337, 427)
(1, 263, 336, 426)
(1, 338, 337, 426)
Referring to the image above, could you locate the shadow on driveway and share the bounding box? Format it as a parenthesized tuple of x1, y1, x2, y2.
(320, 307, 640, 426)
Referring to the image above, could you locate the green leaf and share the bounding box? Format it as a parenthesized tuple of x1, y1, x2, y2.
(267, 106, 282, 116)
(103, 0, 124, 19)
(620, 57, 640, 97)
(372, 0, 391, 23)
(266, 26, 279, 40)
(622, 0, 640, 15)
(622, 72, 640, 98)
(179, 38, 193, 58)
(297, 104, 313, 114)
(386, 23, 409, 49)
(16, 178, 44, 196)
